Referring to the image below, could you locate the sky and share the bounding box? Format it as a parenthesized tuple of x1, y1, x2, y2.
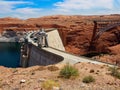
(0, 0, 120, 19)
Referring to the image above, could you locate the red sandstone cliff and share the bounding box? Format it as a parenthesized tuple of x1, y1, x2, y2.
(0, 15, 120, 64)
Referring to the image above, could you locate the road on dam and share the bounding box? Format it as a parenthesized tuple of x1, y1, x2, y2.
(26, 29, 114, 66)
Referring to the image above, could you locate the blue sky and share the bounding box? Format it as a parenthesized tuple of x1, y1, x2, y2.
(0, 0, 120, 19)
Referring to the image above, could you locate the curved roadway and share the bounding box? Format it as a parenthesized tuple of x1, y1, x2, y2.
(26, 30, 114, 66)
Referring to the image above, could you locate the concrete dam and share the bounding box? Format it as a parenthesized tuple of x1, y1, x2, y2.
(20, 29, 65, 67)
(20, 29, 113, 68)
(28, 44, 64, 66)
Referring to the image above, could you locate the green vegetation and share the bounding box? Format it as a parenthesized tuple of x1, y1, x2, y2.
(82, 75, 95, 83)
(42, 80, 59, 90)
(109, 66, 120, 79)
(59, 63, 79, 79)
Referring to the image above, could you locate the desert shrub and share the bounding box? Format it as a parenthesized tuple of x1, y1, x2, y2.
(59, 63, 79, 79)
(82, 75, 95, 83)
(47, 65, 59, 71)
(109, 66, 120, 79)
(42, 80, 59, 90)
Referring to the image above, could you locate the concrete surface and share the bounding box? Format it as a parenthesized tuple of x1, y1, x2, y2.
(26, 29, 114, 66)
(28, 44, 64, 66)
(47, 29, 65, 51)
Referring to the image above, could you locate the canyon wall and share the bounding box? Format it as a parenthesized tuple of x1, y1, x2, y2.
(0, 15, 120, 64)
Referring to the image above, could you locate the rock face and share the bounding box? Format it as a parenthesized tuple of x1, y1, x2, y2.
(108, 44, 120, 55)
(0, 15, 120, 64)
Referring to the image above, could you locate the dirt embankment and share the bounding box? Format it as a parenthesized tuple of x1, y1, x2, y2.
(0, 15, 120, 64)
(0, 63, 120, 90)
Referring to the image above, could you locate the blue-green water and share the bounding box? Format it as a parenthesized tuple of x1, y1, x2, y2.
(0, 42, 21, 68)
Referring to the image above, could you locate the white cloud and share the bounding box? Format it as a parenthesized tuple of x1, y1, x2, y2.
(54, 0, 114, 14)
(0, 0, 120, 19)
(0, 1, 31, 13)
(0, 0, 42, 19)
(15, 8, 42, 14)
(13, 7, 43, 19)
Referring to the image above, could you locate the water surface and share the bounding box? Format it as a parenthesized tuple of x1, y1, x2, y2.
(0, 42, 21, 68)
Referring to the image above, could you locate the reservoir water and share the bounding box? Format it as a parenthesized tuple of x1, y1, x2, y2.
(0, 42, 21, 68)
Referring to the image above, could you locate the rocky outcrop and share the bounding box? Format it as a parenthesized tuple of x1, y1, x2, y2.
(107, 44, 120, 55)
